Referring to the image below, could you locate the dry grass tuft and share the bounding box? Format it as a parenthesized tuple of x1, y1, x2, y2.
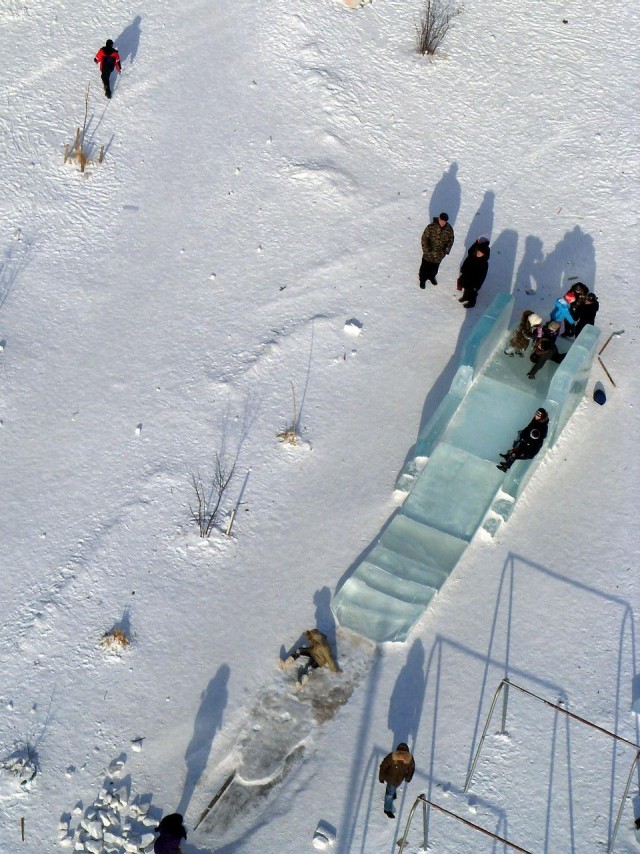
(276, 381, 301, 446)
(100, 626, 131, 654)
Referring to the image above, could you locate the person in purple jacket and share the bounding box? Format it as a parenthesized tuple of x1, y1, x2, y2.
(154, 813, 187, 854)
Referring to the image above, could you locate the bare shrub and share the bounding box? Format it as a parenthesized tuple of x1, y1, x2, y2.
(1, 743, 39, 789)
(190, 454, 236, 537)
(64, 85, 105, 173)
(276, 381, 301, 445)
(416, 0, 461, 56)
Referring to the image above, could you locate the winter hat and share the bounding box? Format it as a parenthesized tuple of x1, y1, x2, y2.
(587, 292, 597, 301)
(396, 743, 410, 752)
(547, 321, 561, 332)
(438, 212, 449, 222)
(106, 39, 114, 48)
(564, 291, 576, 303)
(527, 313, 542, 327)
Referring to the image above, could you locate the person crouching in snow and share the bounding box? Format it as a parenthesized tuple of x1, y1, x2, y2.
(378, 743, 415, 819)
(278, 629, 341, 689)
(497, 408, 549, 472)
(154, 813, 187, 854)
(94, 39, 121, 99)
(504, 310, 542, 357)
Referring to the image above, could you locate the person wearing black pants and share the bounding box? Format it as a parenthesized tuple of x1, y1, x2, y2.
(457, 238, 490, 308)
(94, 39, 122, 99)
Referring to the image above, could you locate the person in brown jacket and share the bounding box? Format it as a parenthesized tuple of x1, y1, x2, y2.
(378, 743, 415, 818)
(504, 310, 542, 357)
(419, 212, 455, 287)
(278, 629, 341, 689)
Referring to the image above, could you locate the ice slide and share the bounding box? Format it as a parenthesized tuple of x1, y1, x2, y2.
(332, 294, 600, 643)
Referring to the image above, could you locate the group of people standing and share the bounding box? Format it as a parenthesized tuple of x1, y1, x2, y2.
(418, 212, 489, 308)
(505, 282, 600, 380)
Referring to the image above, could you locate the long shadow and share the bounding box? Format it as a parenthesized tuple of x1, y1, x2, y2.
(337, 650, 383, 853)
(388, 639, 426, 747)
(177, 665, 230, 817)
(116, 16, 142, 65)
(512, 226, 596, 321)
(428, 163, 461, 225)
(1, 237, 32, 311)
(462, 190, 495, 250)
(314, 585, 337, 655)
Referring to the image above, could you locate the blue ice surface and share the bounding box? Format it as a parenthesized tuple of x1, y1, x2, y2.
(332, 295, 601, 643)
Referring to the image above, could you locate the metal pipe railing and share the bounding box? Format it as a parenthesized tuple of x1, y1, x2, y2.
(398, 794, 534, 853)
(463, 677, 640, 853)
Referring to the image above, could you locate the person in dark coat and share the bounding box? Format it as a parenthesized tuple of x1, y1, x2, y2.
(154, 813, 187, 854)
(378, 743, 415, 819)
(457, 238, 490, 308)
(94, 39, 122, 99)
(526, 334, 565, 380)
(419, 212, 455, 287)
(497, 408, 549, 472)
(574, 292, 599, 336)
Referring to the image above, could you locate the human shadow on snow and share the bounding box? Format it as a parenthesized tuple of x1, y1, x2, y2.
(177, 665, 230, 817)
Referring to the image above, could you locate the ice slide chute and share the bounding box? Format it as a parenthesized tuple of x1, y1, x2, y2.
(332, 294, 600, 643)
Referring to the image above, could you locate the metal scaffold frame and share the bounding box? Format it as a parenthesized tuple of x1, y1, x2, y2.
(464, 677, 640, 853)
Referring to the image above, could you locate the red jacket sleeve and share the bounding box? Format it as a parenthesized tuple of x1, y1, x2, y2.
(94, 48, 105, 65)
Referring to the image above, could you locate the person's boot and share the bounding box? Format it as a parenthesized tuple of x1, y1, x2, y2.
(384, 810, 395, 819)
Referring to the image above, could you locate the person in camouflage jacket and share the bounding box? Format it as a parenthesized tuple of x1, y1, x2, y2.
(419, 212, 455, 287)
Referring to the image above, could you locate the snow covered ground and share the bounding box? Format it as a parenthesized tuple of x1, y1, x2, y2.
(0, 0, 638, 851)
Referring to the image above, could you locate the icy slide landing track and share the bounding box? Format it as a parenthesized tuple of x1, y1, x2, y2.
(332, 294, 601, 643)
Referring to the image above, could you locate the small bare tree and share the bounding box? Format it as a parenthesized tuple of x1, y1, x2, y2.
(416, 0, 461, 56)
(190, 454, 236, 537)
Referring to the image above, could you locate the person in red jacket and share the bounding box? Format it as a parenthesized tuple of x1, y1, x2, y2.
(94, 39, 121, 99)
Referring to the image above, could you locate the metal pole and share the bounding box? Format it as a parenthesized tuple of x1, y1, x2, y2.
(464, 678, 507, 792)
(422, 796, 427, 851)
(418, 797, 535, 853)
(501, 679, 510, 734)
(608, 749, 640, 853)
(397, 793, 424, 854)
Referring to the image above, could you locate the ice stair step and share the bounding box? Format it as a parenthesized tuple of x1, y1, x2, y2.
(379, 514, 466, 573)
(365, 544, 449, 590)
(355, 561, 438, 606)
(332, 579, 424, 643)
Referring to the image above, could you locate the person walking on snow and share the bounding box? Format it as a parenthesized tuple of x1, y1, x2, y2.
(154, 813, 187, 854)
(419, 212, 454, 287)
(378, 743, 415, 819)
(497, 408, 549, 472)
(457, 237, 490, 308)
(94, 39, 121, 99)
(278, 629, 341, 689)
